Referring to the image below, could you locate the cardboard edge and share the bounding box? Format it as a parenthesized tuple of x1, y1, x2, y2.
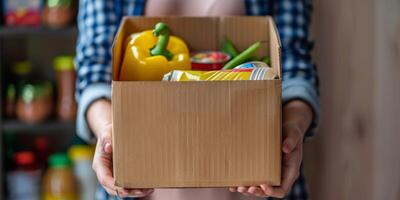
(268, 17, 282, 78)
(111, 17, 128, 81)
(111, 81, 120, 187)
(276, 80, 282, 186)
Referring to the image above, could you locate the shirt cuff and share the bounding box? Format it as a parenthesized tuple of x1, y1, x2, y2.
(76, 83, 111, 144)
(282, 77, 320, 139)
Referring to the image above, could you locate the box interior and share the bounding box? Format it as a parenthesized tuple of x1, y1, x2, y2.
(112, 16, 281, 81)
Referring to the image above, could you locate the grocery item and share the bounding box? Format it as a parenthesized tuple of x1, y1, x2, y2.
(42, 153, 78, 200)
(3, 0, 42, 26)
(223, 41, 261, 69)
(5, 84, 17, 118)
(69, 145, 97, 200)
(221, 37, 239, 59)
(6, 61, 33, 118)
(191, 51, 230, 71)
(7, 151, 41, 200)
(12, 61, 33, 91)
(16, 82, 53, 124)
(54, 56, 77, 121)
(234, 61, 270, 69)
(163, 67, 277, 81)
(34, 137, 50, 170)
(42, 0, 75, 28)
(120, 22, 191, 81)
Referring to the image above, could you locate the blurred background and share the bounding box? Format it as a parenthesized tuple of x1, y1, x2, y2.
(0, 0, 399, 200)
(0, 0, 97, 200)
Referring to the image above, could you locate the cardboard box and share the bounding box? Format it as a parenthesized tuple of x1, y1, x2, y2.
(112, 16, 282, 188)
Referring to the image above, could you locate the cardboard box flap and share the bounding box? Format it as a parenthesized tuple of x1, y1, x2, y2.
(112, 16, 281, 81)
(268, 17, 282, 77)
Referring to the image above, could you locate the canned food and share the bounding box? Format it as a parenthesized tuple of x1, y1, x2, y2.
(191, 51, 230, 71)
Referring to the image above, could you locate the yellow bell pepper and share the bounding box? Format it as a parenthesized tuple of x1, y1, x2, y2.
(120, 23, 191, 81)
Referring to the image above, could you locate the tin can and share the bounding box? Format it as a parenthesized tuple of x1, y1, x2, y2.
(234, 61, 270, 69)
(191, 51, 230, 71)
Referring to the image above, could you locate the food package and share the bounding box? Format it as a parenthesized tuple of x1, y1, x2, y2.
(163, 66, 277, 81)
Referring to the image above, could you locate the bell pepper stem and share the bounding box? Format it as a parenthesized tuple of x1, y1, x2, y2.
(150, 23, 174, 60)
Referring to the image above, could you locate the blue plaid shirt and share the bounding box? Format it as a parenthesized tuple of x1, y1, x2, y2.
(76, 0, 319, 200)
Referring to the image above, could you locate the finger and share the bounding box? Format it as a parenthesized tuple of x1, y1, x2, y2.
(93, 147, 115, 189)
(94, 164, 115, 189)
(237, 186, 250, 196)
(282, 124, 302, 153)
(260, 152, 301, 198)
(237, 186, 248, 193)
(103, 141, 112, 154)
(248, 186, 265, 197)
(100, 131, 113, 154)
(117, 188, 154, 198)
(229, 187, 237, 192)
(104, 187, 117, 196)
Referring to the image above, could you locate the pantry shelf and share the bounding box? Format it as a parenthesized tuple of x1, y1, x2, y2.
(2, 120, 75, 133)
(0, 26, 77, 37)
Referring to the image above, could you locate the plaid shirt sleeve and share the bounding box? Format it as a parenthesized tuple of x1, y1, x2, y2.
(75, 0, 146, 142)
(75, 0, 117, 142)
(75, 0, 116, 98)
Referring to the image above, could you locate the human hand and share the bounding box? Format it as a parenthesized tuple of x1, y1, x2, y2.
(229, 100, 313, 198)
(88, 100, 154, 198)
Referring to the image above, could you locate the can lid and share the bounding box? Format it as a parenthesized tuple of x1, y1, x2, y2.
(49, 153, 71, 168)
(15, 151, 35, 166)
(68, 145, 94, 161)
(54, 56, 74, 71)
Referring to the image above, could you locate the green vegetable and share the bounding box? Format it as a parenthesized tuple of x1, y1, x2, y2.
(222, 41, 261, 69)
(221, 37, 238, 59)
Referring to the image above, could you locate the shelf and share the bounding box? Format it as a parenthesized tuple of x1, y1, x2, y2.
(0, 26, 77, 38)
(2, 120, 75, 133)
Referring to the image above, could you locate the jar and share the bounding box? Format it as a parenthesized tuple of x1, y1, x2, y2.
(6, 61, 33, 118)
(16, 83, 53, 124)
(7, 151, 41, 200)
(42, 153, 78, 200)
(5, 84, 16, 118)
(54, 56, 77, 121)
(42, 0, 75, 28)
(69, 145, 97, 200)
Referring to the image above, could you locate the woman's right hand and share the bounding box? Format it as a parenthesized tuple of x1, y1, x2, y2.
(88, 99, 154, 197)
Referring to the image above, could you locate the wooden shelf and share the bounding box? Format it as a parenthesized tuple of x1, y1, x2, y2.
(0, 26, 77, 38)
(2, 120, 75, 133)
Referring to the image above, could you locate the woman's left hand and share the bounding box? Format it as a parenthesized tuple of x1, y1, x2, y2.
(229, 100, 313, 198)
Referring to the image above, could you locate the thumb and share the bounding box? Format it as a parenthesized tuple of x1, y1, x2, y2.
(100, 132, 113, 155)
(282, 124, 302, 153)
(103, 141, 112, 154)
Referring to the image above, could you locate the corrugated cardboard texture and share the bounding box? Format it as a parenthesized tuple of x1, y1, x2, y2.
(112, 17, 282, 188)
